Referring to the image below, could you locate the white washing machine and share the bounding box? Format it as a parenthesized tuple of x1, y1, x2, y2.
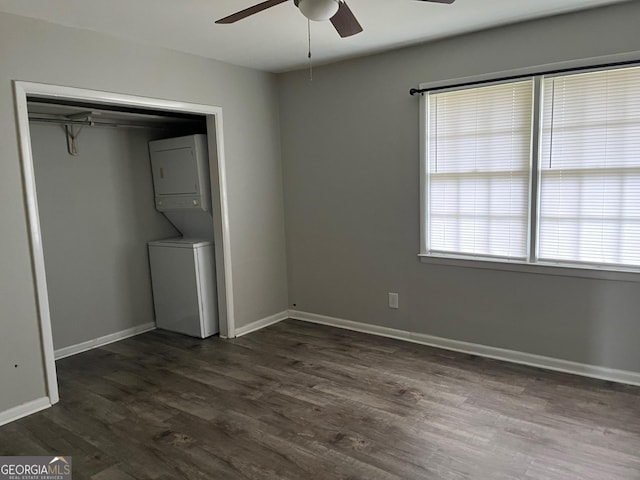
(148, 237, 218, 338)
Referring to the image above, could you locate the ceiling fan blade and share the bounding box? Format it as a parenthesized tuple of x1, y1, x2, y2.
(415, 0, 455, 3)
(330, 1, 363, 38)
(215, 0, 289, 24)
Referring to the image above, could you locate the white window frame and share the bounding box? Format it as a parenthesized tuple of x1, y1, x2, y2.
(418, 59, 640, 283)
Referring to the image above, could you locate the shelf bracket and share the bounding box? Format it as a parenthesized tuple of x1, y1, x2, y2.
(64, 124, 83, 156)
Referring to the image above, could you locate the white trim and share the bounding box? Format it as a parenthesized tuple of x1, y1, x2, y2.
(418, 254, 640, 283)
(54, 323, 156, 360)
(205, 116, 235, 339)
(13, 81, 236, 412)
(234, 311, 289, 337)
(419, 89, 428, 255)
(0, 397, 50, 427)
(528, 76, 542, 262)
(13, 82, 59, 404)
(288, 310, 640, 387)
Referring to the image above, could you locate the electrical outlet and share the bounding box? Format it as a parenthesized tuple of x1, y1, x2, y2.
(388, 292, 399, 309)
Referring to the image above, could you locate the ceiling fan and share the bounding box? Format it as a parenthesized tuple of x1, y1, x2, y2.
(215, 0, 456, 38)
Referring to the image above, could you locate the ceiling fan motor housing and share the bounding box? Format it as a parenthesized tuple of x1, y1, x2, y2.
(296, 0, 340, 21)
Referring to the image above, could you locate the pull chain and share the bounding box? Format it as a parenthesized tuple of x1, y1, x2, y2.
(307, 18, 313, 81)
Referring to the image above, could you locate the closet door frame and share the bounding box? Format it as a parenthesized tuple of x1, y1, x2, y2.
(13, 81, 235, 406)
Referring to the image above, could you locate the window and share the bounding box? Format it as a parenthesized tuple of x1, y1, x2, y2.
(427, 80, 533, 260)
(421, 64, 640, 273)
(539, 68, 640, 268)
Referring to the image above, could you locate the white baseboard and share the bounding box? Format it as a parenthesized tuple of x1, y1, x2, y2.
(54, 322, 156, 360)
(288, 310, 640, 387)
(0, 397, 50, 427)
(234, 310, 289, 337)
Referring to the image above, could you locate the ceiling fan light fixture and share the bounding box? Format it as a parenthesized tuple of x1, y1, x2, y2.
(298, 0, 340, 21)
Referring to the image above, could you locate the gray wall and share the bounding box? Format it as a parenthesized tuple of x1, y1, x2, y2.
(278, 2, 640, 372)
(0, 12, 288, 413)
(30, 123, 178, 351)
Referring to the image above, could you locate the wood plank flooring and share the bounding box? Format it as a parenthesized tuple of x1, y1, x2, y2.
(1, 319, 640, 479)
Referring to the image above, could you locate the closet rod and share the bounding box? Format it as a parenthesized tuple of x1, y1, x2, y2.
(28, 117, 171, 129)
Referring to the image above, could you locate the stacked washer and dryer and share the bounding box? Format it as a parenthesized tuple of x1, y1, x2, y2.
(147, 134, 219, 338)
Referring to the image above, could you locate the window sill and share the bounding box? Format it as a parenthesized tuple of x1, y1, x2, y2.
(418, 254, 640, 283)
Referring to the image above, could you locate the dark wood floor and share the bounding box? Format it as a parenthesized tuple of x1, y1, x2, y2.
(2, 320, 640, 479)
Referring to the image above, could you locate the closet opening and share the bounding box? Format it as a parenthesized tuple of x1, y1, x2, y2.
(14, 82, 234, 408)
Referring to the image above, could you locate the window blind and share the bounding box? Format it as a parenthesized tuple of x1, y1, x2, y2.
(539, 67, 640, 267)
(427, 80, 534, 259)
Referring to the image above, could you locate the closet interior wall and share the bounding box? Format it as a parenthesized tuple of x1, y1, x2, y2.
(29, 104, 206, 352)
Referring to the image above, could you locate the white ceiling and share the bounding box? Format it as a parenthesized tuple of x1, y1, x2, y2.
(0, 0, 627, 72)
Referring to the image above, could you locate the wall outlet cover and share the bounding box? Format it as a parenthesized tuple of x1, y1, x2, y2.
(389, 292, 399, 309)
